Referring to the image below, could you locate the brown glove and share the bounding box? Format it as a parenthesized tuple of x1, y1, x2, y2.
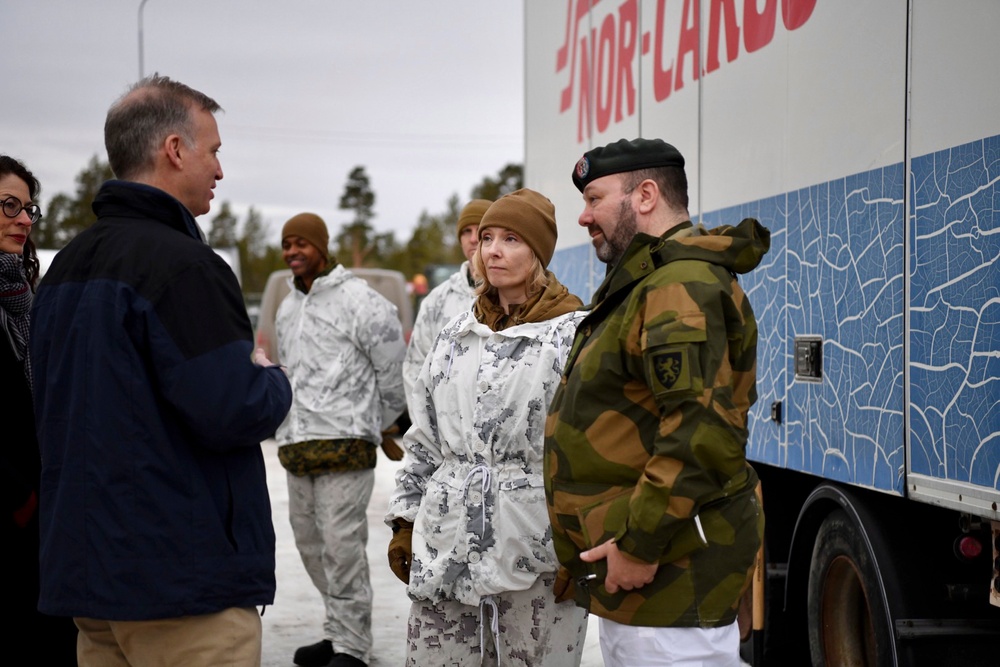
(552, 566, 576, 603)
(380, 434, 404, 461)
(388, 519, 414, 584)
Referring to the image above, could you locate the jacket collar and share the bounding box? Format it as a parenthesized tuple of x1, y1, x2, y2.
(289, 263, 353, 298)
(590, 221, 692, 307)
(589, 217, 770, 308)
(93, 180, 205, 242)
(460, 261, 476, 288)
(293, 261, 337, 294)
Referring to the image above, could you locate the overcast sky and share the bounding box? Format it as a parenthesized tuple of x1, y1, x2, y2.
(4, 0, 524, 244)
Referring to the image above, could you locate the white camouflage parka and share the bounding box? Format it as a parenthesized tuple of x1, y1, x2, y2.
(274, 265, 406, 446)
(387, 306, 587, 607)
(402, 261, 476, 401)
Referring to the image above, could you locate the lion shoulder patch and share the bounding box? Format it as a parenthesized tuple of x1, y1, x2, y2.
(648, 347, 692, 396)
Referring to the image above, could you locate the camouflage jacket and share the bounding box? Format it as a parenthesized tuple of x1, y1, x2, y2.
(544, 218, 770, 627)
(274, 266, 406, 457)
(387, 282, 585, 607)
(403, 261, 476, 402)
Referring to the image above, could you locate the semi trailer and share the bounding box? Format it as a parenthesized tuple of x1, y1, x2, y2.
(525, 1, 1000, 664)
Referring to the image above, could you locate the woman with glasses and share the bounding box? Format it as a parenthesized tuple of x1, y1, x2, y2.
(1, 154, 77, 663)
(386, 189, 589, 666)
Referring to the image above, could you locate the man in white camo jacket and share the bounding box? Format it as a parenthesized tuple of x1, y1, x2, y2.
(273, 212, 406, 667)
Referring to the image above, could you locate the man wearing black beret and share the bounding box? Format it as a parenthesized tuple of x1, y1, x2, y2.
(545, 138, 771, 665)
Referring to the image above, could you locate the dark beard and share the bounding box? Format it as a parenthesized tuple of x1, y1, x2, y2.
(596, 198, 638, 265)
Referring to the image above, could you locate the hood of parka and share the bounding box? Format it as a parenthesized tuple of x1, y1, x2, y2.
(592, 217, 770, 307)
(658, 217, 770, 274)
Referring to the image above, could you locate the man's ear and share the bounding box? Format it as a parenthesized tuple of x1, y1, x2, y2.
(635, 178, 659, 214)
(163, 134, 184, 169)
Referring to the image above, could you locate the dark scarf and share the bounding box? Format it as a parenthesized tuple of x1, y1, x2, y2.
(0, 252, 32, 386)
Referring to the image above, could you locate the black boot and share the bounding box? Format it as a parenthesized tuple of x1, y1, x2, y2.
(293, 639, 333, 667)
(327, 652, 367, 667)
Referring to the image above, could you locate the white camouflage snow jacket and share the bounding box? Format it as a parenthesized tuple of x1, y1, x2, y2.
(274, 265, 406, 446)
(387, 307, 587, 606)
(402, 261, 476, 402)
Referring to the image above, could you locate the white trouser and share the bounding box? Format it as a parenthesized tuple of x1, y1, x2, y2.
(287, 469, 374, 662)
(599, 617, 741, 667)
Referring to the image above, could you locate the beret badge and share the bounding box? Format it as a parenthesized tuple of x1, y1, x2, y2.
(575, 156, 590, 180)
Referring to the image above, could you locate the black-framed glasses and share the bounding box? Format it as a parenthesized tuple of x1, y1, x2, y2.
(1, 196, 42, 224)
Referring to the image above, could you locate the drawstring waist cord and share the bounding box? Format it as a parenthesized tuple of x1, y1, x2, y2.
(478, 595, 501, 665)
(462, 464, 501, 663)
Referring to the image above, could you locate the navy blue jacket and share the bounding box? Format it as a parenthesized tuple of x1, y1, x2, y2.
(30, 180, 292, 620)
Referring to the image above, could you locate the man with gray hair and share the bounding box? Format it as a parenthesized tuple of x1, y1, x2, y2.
(30, 74, 292, 666)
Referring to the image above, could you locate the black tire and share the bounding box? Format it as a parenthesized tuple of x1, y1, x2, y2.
(807, 509, 895, 667)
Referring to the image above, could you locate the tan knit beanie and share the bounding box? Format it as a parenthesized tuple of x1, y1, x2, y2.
(478, 189, 557, 267)
(281, 212, 329, 260)
(457, 199, 492, 239)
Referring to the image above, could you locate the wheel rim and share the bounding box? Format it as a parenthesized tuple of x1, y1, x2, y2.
(820, 554, 878, 666)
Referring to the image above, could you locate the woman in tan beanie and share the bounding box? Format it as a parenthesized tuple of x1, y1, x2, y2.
(386, 188, 588, 665)
(471, 188, 563, 326)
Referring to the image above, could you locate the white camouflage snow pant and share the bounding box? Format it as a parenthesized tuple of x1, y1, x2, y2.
(405, 572, 587, 666)
(287, 468, 374, 662)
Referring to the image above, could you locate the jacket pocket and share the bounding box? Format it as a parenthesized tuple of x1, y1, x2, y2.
(577, 487, 633, 550)
(659, 483, 759, 565)
(549, 481, 628, 553)
(641, 313, 707, 400)
(576, 487, 708, 566)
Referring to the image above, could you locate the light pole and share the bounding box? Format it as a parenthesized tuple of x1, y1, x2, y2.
(138, 0, 150, 79)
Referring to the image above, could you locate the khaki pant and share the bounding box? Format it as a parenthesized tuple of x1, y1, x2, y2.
(75, 607, 261, 667)
(405, 573, 588, 667)
(287, 468, 374, 662)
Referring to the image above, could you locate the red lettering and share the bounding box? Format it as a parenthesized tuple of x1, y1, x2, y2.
(577, 31, 596, 142)
(706, 0, 740, 74)
(653, 0, 675, 101)
(615, 0, 638, 123)
(556, 0, 574, 72)
(674, 0, 700, 92)
(558, 0, 596, 113)
(782, 0, 816, 30)
(555, 0, 816, 141)
(596, 14, 616, 132)
(744, 0, 777, 53)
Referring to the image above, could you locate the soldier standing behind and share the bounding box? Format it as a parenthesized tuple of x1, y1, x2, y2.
(545, 138, 770, 666)
(274, 213, 406, 667)
(402, 198, 490, 402)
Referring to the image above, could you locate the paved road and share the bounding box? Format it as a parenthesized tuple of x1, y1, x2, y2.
(259, 441, 604, 666)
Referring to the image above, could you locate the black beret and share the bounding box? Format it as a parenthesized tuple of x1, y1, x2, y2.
(572, 138, 685, 191)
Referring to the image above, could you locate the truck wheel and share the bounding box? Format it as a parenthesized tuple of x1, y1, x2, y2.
(807, 509, 894, 667)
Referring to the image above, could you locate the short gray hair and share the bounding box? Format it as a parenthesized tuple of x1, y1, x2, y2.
(104, 74, 222, 180)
